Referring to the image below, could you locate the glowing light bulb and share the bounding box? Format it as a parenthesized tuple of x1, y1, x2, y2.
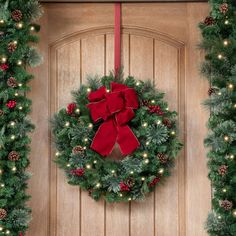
(66, 163, 71, 167)
(106, 89, 110, 93)
(143, 153, 148, 158)
(171, 131, 176, 136)
(12, 167, 16, 172)
(222, 188, 227, 193)
(30, 26, 35, 31)
(230, 154, 234, 160)
(11, 135, 15, 140)
(55, 152, 60, 157)
(119, 193, 123, 197)
(218, 215, 222, 219)
(83, 146, 86, 150)
(142, 122, 148, 127)
(86, 164, 91, 169)
(14, 92, 19, 96)
(233, 210, 236, 217)
(84, 138, 88, 142)
(17, 60, 22, 65)
(10, 121, 15, 126)
(130, 171, 134, 174)
(218, 92, 222, 95)
(87, 88, 91, 93)
(18, 83, 22, 87)
(128, 198, 132, 201)
(218, 54, 223, 59)
(19, 106, 23, 110)
(6, 230, 10, 234)
(0, 20, 4, 24)
(228, 84, 234, 89)
(111, 170, 115, 174)
(157, 120, 161, 125)
(136, 82, 140, 86)
(93, 160, 97, 164)
(96, 183, 101, 188)
(224, 136, 229, 142)
(88, 123, 93, 128)
(225, 20, 229, 25)
(1, 56, 7, 63)
(151, 100, 155, 104)
(141, 177, 145, 181)
(16, 22, 23, 29)
(65, 122, 70, 127)
(146, 141, 149, 145)
(223, 40, 229, 46)
(166, 107, 169, 111)
(158, 168, 164, 174)
(144, 159, 149, 164)
(0, 226, 3, 231)
(0, 184, 4, 187)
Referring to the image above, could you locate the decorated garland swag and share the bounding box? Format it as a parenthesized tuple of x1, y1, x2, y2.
(52, 75, 182, 202)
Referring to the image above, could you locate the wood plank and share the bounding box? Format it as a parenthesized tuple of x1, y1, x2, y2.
(185, 3, 211, 236)
(56, 41, 82, 236)
(81, 35, 105, 236)
(154, 40, 183, 236)
(130, 35, 154, 236)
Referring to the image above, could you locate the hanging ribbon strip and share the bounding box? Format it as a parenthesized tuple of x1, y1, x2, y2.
(114, 3, 121, 77)
(87, 82, 140, 156)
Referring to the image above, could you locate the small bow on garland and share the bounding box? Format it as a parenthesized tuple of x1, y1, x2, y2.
(87, 82, 140, 156)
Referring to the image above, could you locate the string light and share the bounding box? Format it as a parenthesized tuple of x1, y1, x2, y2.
(88, 123, 93, 128)
(141, 177, 145, 181)
(5, 230, 10, 235)
(222, 188, 227, 193)
(0, 184, 4, 188)
(93, 160, 97, 164)
(143, 153, 148, 158)
(111, 170, 115, 174)
(171, 131, 176, 136)
(75, 108, 80, 114)
(142, 122, 148, 127)
(55, 152, 60, 157)
(65, 122, 70, 127)
(157, 120, 161, 125)
(84, 138, 88, 142)
(224, 136, 229, 142)
(130, 171, 134, 175)
(87, 88, 91, 93)
(96, 183, 101, 188)
(0, 20, 4, 24)
(151, 100, 155, 104)
(166, 107, 169, 111)
(14, 92, 19, 96)
(66, 164, 71, 167)
(86, 164, 91, 169)
(228, 84, 234, 89)
(30, 26, 35, 31)
(158, 168, 164, 174)
(12, 167, 17, 172)
(17, 60, 22, 65)
(10, 121, 15, 126)
(18, 83, 23, 87)
(225, 20, 229, 25)
(233, 210, 236, 217)
(0, 226, 3, 231)
(217, 54, 223, 59)
(144, 159, 149, 164)
(11, 135, 15, 140)
(16, 22, 23, 29)
(106, 89, 110, 93)
(218, 92, 222, 95)
(136, 81, 140, 86)
(146, 141, 149, 146)
(1, 56, 7, 63)
(218, 215, 222, 219)
(119, 193, 123, 197)
(0, 170, 2, 175)
(230, 154, 234, 160)
(19, 106, 23, 110)
(223, 40, 229, 46)
(83, 146, 86, 150)
(128, 198, 132, 201)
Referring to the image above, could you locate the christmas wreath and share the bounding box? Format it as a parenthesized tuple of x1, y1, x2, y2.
(52, 74, 182, 202)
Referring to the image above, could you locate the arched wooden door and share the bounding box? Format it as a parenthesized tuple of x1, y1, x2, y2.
(28, 3, 211, 236)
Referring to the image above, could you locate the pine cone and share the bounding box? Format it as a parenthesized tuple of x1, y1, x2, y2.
(0, 208, 7, 220)
(157, 153, 168, 164)
(204, 16, 215, 26)
(0, 110, 4, 116)
(162, 118, 172, 128)
(8, 151, 20, 161)
(11, 10, 23, 21)
(208, 88, 216, 96)
(72, 145, 84, 155)
(8, 42, 17, 53)
(218, 165, 228, 176)
(126, 177, 135, 187)
(7, 77, 18, 88)
(220, 200, 233, 210)
(219, 3, 229, 14)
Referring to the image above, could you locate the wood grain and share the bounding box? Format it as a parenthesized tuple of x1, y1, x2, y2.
(28, 3, 211, 235)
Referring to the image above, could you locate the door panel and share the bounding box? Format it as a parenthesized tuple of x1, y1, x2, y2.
(28, 3, 210, 236)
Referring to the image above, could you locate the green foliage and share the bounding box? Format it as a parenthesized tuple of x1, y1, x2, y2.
(0, 0, 41, 235)
(200, 0, 236, 235)
(52, 74, 182, 203)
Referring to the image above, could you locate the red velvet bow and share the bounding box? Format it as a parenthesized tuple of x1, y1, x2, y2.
(87, 82, 140, 156)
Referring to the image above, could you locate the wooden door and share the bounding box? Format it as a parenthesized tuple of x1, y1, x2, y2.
(27, 3, 211, 236)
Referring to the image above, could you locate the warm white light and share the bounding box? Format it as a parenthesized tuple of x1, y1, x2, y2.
(166, 107, 169, 111)
(233, 210, 236, 217)
(171, 131, 176, 136)
(224, 136, 229, 142)
(151, 100, 155, 104)
(141, 177, 145, 181)
(230, 154, 234, 160)
(16, 22, 23, 29)
(106, 89, 110, 93)
(0, 184, 4, 187)
(17, 60, 22, 65)
(157, 120, 161, 125)
(18, 83, 22, 87)
(218, 54, 223, 59)
(223, 40, 229, 46)
(87, 88, 91, 92)
(14, 92, 19, 96)
(11, 135, 15, 140)
(0, 20, 4, 24)
(6, 230, 10, 234)
(146, 141, 149, 145)
(218, 92, 222, 95)
(158, 168, 164, 174)
(66, 164, 71, 167)
(130, 171, 134, 175)
(88, 123, 93, 128)
(142, 122, 148, 127)
(93, 160, 97, 164)
(83, 146, 86, 150)
(65, 122, 70, 127)
(55, 152, 60, 157)
(111, 170, 115, 174)
(30, 26, 35, 31)
(119, 193, 123, 197)
(1, 57, 7, 63)
(225, 20, 229, 25)
(222, 188, 227, 193)
(96, 183, 101, 188)
(19, 106, 23, 110)
(10, 121, 15, 126)
(84, 138, 88, 142)
(128, 198, 132, 201)
(143, 153, 148, 158)
(12, 167, 16, 172)
(144, 159, 149, 164)
(86, 164, 91, 169)
(136, 82, 140, 86)
(228, 84, 234, 89)
(0, 227, 3, 231)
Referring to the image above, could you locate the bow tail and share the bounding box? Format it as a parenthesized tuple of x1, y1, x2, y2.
(117, 126, 140, 155)
(90, 119, 117, 156)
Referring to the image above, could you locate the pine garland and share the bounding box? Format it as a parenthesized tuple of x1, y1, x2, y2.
(200, 0, 236, 235)
(0, 0, 41, 235)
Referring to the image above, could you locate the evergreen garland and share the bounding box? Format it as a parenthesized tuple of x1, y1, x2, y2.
(0, 0, 41, 235)
(200, 0, 236, 235)
(52, 74, 182, 202)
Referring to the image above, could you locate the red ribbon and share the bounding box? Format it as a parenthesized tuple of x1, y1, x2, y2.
(87, 82, 140, 156)
(114, 3, 121, 77)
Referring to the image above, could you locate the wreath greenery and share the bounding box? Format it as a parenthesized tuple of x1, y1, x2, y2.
(52, 74, 182, 202)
